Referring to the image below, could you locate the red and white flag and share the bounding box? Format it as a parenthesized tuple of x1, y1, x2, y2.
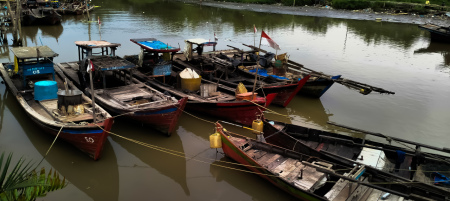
(261, 30, 280, 50)
(98, 16, 101, 25)
(87, 59, 94, 72)
(254, 24, 257, 33)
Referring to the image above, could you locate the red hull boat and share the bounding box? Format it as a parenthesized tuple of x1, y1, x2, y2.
(0, 46, 114, 160)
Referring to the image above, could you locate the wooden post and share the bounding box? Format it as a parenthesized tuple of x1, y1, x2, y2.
(16, 0, 22, 46)
(5, 0, 18, 46)
(85, 0, 90, 21)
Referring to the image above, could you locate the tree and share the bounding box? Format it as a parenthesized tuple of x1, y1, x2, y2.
(0, 152, 67, 201)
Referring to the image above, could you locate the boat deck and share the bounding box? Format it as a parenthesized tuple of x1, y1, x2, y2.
(229, 136, 328, 192)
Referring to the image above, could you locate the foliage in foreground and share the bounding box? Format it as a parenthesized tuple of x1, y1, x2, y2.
(0, 152, 67, 201)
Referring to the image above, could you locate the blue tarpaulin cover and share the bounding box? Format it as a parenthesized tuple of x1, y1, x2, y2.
(432, 172, 450, 186)
(248, 69, 290, 80)
(138, 40, 174, 50)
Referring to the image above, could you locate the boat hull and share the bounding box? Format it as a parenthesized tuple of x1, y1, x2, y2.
(186, 95, 274, 126)
(22, 11, 62, 26)
(217, 124, 324, 201)
(104, 97, 188, 136)
(262, 76, 309, 107)
(32, 117, 113, 160)
(299, 75, 341, 98)
(419, 23, 450, 43)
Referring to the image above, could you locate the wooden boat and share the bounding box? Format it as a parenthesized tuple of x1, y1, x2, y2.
(0, 46, 114, 160)
(216, 122, 450, 200)
(21, 1, 62, 25)
(127, 38, 276, 126)
(419, 23, 450, 43)
(261, 119, 450, 196)
(173, 39, 310, 107)
(238, 44, 395, 97)
(56, 40, 187, 136)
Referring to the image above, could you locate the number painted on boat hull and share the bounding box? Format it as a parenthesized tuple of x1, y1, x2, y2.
(85, 137, 94, 143)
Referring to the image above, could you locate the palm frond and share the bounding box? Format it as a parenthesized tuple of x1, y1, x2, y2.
(0, 152, 67, 201)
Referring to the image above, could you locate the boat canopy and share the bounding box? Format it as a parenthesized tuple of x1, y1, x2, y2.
(130, 38, 180, 53)
(185, 38, 217, 46)
(10, 46, 58, 87)
(11, 46, 58, 60)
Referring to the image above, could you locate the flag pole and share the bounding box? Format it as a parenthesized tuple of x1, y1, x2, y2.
(88, 60, 96, 123)
(253, 24, 256, 47)
(252, 30, 264, 99)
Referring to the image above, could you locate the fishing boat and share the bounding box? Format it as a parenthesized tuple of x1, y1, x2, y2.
(419, 23, 450, 43)
(261, 118, 450, 194)
(215, 122, 450, 200)
(126, 38, 276, 126)
(0, 46, 114, 160)
(56, 40, 187, 136)
(174, 39, 310, 107)
(238, 44, 395, 97)
(21, 0, 62, 25)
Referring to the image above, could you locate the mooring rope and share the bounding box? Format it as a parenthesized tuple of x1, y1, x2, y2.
(37, 125, 64, 167)
(244, 99, 290, 119)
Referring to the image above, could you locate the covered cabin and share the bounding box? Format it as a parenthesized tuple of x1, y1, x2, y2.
(74, 40, 136, 89)
(8, 46, 58, 88)
(184, 38, 217, 61)
(130, 38, 180, 76)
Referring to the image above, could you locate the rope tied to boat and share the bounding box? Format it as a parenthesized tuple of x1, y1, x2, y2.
(91, 123, 289, 178)
(243, 99, 290, 119)
(37, 125, 64, 167)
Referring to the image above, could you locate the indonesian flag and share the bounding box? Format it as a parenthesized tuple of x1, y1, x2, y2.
(87, 59, 94, 72)
(261, 30, 280, 50)
(254, 24, 257, 33)
(98, 16, 101, 25)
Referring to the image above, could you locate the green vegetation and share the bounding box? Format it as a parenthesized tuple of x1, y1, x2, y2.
(211, 0, 450, 13)
(0, 152, 67, 201)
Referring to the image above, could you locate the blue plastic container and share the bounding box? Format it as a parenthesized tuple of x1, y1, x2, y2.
(34, 81, 58, 101)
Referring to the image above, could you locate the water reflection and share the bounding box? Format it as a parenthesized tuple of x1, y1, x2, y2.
(285, 96, 332, 129)
(21, 26, 39, 44)
(40, 23, 64, 41)
(95, 0, 423, 50)
(109, 120, 190, 196)
(415, 41, 450, 68)
(1, 89, 119, 201)
(346, 20, 421, 48)
(209, 158, 295, 201)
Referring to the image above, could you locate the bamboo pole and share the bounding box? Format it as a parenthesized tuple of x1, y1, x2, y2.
(251, 31, 263, 99)
(89, 69, 96, 123)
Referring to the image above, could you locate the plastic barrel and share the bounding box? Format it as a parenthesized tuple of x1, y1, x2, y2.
(34, 81, 58, 101)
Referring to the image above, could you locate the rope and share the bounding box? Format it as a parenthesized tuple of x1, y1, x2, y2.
(244, 99, 290, 119)
(37, 125, 64, 167)
(92, 123, 282, 178)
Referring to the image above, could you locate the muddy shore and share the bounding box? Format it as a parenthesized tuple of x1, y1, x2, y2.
(182, 0, 450, 25)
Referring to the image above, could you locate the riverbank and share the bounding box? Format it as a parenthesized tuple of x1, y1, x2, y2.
(183, 0, 450, 25)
